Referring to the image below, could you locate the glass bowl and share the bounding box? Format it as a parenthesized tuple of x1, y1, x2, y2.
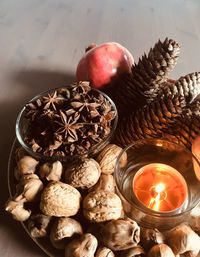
(114, 138, 200, 230)
(16, 82, 118, 162)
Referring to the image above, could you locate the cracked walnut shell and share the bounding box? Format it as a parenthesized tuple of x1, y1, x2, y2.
(40, 181, 81, 217)
(83, 190, 123, 222)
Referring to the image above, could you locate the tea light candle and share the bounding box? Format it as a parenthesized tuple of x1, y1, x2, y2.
(132, 163, 188, 212)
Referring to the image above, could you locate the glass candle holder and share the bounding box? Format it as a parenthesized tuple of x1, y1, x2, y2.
(16, 82, 118, 162)
(114, 138, 200, 230)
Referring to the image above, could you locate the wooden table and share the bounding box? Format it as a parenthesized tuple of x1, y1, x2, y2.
(1, 0, 200, 256)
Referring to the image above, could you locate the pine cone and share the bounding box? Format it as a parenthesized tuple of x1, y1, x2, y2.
(163, 115, 200, 149)
(112, 38, 180, 117)
(115, 72, 200, 147)
(162, 99, 200, 149)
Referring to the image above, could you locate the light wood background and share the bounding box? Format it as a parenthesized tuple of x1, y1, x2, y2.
(1, 0, 200, 256)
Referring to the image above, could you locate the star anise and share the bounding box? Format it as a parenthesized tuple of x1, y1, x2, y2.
(42, 90, 64, 110)
(71, 99, 101, 113)
(55, 110, 83, 143)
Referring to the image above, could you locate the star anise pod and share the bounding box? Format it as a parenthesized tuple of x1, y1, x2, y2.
(42, 90, 65, 110)
(55, 110, 83, 143)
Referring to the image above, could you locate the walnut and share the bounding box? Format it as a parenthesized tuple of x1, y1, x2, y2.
(65, 158, 101, 189)
(166, 224, 200, 257)
(95, 246, 115, 257)
(147, 244, 175, 257)
(65, 233, 98, 257)
(120, 245, 146, 257)
(96, 144, 127, 174)
(40, 181, 81, 217)
(50, 217, 83, 249)
(90, 174, 115, 192)
(140, 227, 165, 250)
(27, 213, 52, 238)
(15, 155, 39, 180)
(5, 199, 31, 221)
(39, 160, 63, 181)
(83, 190, 123, 222)
(99, 218, 140, 251)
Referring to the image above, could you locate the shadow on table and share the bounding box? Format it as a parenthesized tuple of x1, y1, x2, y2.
(0, 68, 75, 256)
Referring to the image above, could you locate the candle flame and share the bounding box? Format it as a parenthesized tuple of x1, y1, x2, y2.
(148, 183, 166, 211)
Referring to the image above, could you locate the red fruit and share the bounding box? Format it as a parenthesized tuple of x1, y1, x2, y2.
(76, 42, 134, 89)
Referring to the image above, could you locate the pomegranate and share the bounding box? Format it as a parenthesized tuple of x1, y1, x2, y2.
(76, 42, 134, 89)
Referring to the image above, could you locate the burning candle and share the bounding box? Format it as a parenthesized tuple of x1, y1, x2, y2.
(132, 163, 188, 212)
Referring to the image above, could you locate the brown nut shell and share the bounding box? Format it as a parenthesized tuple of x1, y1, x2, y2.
(50, 217, 83, 249)
(40, 181, 81, 217)
(96, 144, 127, 174)
(83, 190, 123, 222)
(65, 158, 101, 189)
(99, 218, 140, 251)
(90, 174, 115, 192)
(65, 233, 98, 257)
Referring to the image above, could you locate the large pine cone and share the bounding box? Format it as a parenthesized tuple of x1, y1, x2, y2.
(111, 38, 180, 117)
(163, 99, 200, 148)
(115, 72, 200, 147)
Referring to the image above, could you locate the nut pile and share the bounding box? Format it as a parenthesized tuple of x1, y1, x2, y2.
(5, 144, 200, 257)
(23, 81, 116, 157)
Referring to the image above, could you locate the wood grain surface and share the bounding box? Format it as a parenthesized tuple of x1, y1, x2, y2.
(1, 0, 200, 256)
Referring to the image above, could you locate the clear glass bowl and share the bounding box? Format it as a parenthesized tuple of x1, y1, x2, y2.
(15, 83, 118, 162)
(114, 138, 200, 230)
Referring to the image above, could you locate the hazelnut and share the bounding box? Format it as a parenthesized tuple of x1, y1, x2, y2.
(96, 144, 127, 174)
(65, 158, 101, 189)
(40, 181, 81, 217)
(83, 190, 123, 222)
(65, 233, 98, 257)
(50, 217, 83, 249)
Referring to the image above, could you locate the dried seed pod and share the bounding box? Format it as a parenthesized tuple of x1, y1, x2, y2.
(40, 181, 81, 217)
(39, 160, 63, 181)
(112, 38, 180, 117)
(65, 233, 98, 257)
(16, 155, 39, 179)
(119, 245, 145, 257)
(65, 158, 101, 189)
(99, 218, 140, 251)
(116, 72, 200, 147)
(95, 246, 115, 257)
(140, 227, 165, 250)
(50, 217, 83, 249)
(96, 144, 127, 174)
(27, 213, 52, 238)
(166, 224, 200, 256)
(147, 244, 175, 257)
(5, 199, 31, 221)
(16, 174, 43, 202)
(90, 174, 115, 192)
(83, 190, 123, 222)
